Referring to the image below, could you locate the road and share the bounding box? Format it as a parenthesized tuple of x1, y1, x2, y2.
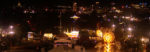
(48, 46, 78, 52)
(4, 45, 80, 52)
(4, 45, 150, 52)
(4, 45, 94, 52)
(3, 41, 150, 52)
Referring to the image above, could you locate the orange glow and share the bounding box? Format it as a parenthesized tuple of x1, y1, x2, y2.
(44, 33, 53, 38)
(96, 29, 103, 37)
(103, 32, 115, 43)
(65, 31, 79, 38)
(104, 43, 111, 52)
(103, 29, 114, 52)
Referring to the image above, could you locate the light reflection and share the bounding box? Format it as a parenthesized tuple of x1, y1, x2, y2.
(104, 43, 111, 52)
(103, 29, 115, 52)
(143, 48, 147, 52)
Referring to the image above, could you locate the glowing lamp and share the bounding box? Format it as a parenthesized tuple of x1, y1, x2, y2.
(96, 30, 103, 37)
(71, 15, 80, 20)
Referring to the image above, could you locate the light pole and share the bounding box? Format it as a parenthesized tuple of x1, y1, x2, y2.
(9, 25, 15, 35)
(70, 15, 80, 31)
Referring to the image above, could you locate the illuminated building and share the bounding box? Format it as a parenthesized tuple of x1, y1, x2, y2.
(44, 33, 53, 39)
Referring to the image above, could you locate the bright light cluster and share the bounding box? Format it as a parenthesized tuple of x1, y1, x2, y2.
(96, 29, 103, 37)
(141, 37, 149, 43)
(122, 16, 138, 21)
(103, 31, 115, 43)
(65, 31, 79, 38)
(44, 33, 53, 38)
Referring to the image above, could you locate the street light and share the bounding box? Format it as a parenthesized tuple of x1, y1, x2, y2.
(8, 25, 15, 35)
(70, 15, 80, 30)
(141, 37, 149, 43)
(70, 15, 80, 20)
(9, 25, 13, 29)
(9, 31, 15, 34)
(128, 27, 132, 31)
(112, 24, 115, 28)
(111, 24, 116, 31)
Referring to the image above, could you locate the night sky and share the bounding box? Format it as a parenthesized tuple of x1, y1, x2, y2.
(0, 0, 149, 35)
